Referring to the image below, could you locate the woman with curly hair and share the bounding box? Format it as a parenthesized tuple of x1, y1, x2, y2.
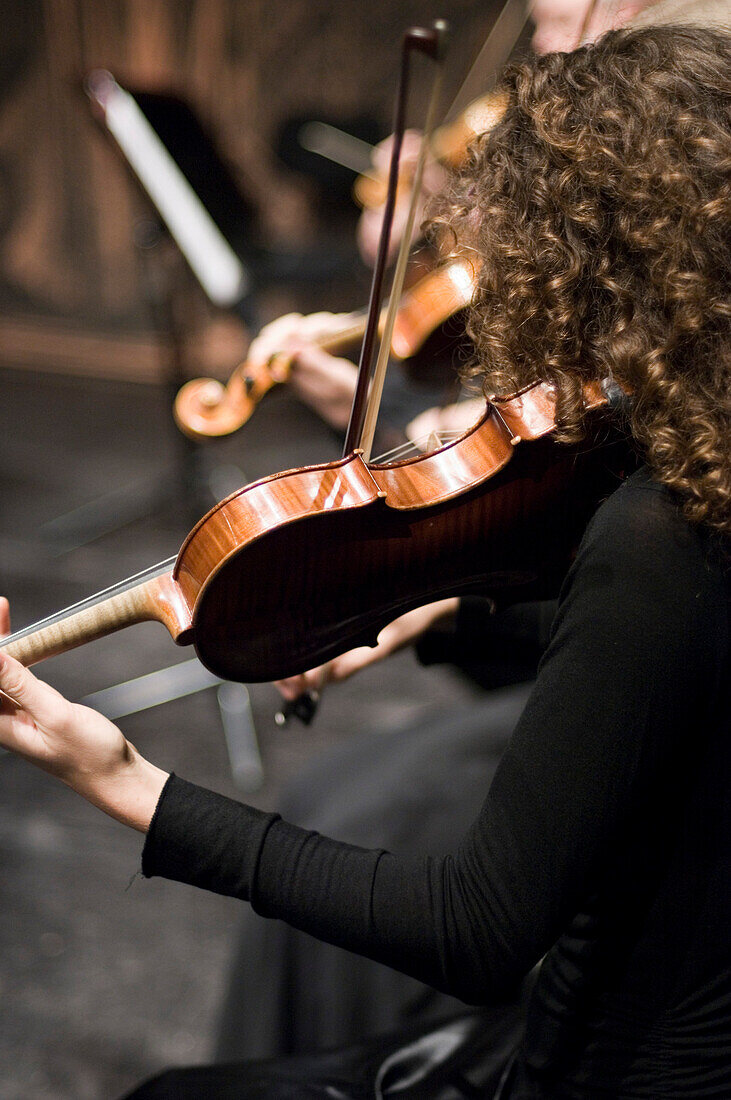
(0, 25, 728, 1098)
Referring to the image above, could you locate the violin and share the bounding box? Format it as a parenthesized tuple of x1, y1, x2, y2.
(173, 258, 477, 440)
(1, 380, 630, 682)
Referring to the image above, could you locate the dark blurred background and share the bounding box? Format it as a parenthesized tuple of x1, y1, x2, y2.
(0, 0, 494, 366)
(0, 2, 494, 1096)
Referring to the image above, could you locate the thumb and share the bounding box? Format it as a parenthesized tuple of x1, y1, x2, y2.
(0, 652, 72, 729)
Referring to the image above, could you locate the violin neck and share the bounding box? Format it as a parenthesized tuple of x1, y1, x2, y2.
(312, 295, 408, 360)
(316, 313, 369, 356)
(1, 563, 192, 669)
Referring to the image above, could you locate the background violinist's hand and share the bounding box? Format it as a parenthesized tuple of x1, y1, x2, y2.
(406, 397, 486, 448)
(356, 130, 447, 267)
(0, 600, 167, 832)
(247, 312, 358, 430)
(275, 597, 459, 702)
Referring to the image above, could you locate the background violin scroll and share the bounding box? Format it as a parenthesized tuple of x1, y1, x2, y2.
(172, 259, 478, 440)
(174, 351, 293, 440)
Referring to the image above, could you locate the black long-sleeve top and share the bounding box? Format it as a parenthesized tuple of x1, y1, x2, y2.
(142, 468, 730, 1097)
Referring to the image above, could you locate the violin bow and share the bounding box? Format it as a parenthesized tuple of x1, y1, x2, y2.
(345, 0, 538, 461)
(343, 22, 449, 459)
(357, 26, 450, 462)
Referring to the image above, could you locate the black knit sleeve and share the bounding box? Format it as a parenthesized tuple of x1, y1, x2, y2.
(415, 597, 556, 688)
(142, 474, 727, 1003)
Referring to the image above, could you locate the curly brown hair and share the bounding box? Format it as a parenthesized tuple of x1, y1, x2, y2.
(432, 26, 731, 536)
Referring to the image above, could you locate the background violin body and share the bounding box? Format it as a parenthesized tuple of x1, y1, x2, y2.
(353, 89, 509, 209)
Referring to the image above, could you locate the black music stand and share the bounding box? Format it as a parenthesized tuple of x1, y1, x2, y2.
(41, 71, 260, 552)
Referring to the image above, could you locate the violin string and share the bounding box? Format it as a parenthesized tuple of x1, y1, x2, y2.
(371, 429, 463, 465)
(2, 556, 177, 646)
(372, 439, 418, 463)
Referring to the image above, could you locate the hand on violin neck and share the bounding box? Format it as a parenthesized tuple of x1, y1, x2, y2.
(0, 608, 167, 833)
(274, 599, 460, 706)
(288, 345, 357, 432)
(246, 311, 358, 432)
(356, 129, 446, 267)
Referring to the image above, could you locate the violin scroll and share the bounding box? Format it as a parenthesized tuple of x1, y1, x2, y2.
(174, 354, 292, 440)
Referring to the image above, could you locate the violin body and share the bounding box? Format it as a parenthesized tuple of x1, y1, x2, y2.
(173, 383, 630, 681)
(2, 383, 631, 681)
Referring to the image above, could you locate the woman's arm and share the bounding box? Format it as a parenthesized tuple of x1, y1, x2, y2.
(141, 478, 727, 1001)
(1, 481, 725, 1003)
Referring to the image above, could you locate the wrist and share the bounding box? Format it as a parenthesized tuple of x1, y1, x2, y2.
(428, 596, 460, 628)
(68, 746, 169, 833)
(423, 596, 460, 641)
